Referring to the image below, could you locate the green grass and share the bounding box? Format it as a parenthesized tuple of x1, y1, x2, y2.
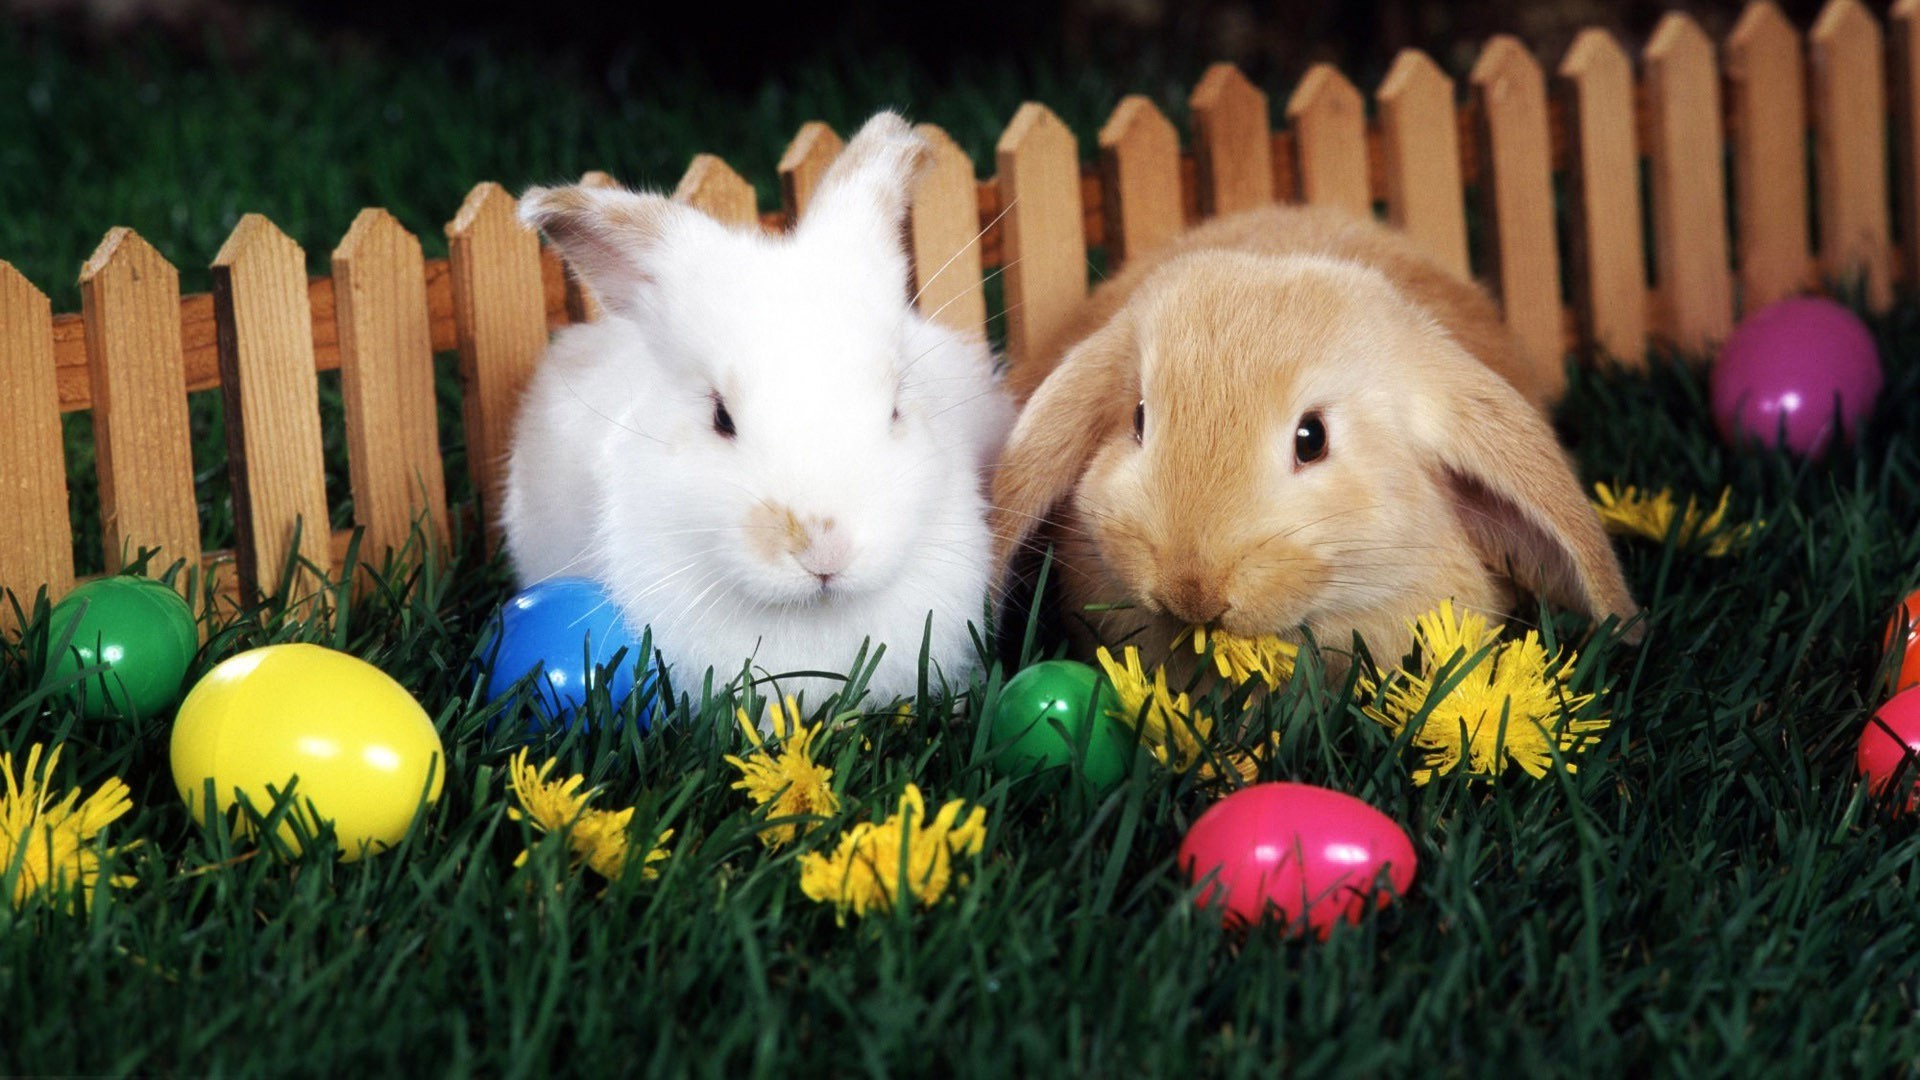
(6, 17, 1920, 1078)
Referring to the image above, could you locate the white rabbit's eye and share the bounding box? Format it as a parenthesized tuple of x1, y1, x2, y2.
(1133, 400, 1145, 443)
(1293, 411, 1328, 466)
(891, 401, 903, 426)
(712, 394, 736, 440)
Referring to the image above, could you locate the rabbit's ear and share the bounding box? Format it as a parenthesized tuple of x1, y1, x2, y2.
(989, 315, 1136, 572)
(1411, 356, 1640, 635)
(799, 112, 927, 265)
(518, 184, 692, 320)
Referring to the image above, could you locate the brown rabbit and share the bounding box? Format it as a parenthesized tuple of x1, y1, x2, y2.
(991, 204, 1637, 673)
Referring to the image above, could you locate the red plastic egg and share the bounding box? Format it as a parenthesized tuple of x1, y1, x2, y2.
(1858, 688, 1920, 806)
(1885, 589, 1920, 694)
(1177, 782, 1417, 934)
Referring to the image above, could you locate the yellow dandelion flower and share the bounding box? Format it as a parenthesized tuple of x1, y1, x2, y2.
(1592, 483, 1759, 557)
(724, 695, 840, 848)
(1191, 626, 1298, 689)
(506, 749, 669, 881)
(796, 784, 987, 924)
(0, 742, 137, 912)
(1361, 601, 1609, 784)
(1095, 646, 1259, 782)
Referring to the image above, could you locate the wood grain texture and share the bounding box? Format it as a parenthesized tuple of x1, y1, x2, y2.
(673, 154, 759, 228)
(1286, 63, 1371, 217)
(333, 208, 449, 565)
(778, 122, 844, 222)
(1098, 96, 1184, 269)
(1646, 13, 1735, 353)
(1470, 36, 1567, 394)
(1811, 0, 1894, 311)
(1727, 1, 1814, 312)
(1190, 63, 1276, 217)
(996, 103, 1088, 380)
(0, 263, 73, 617)
(908, 124, 989, 337)
(1376, 49, 1470, 278)
(77, 229, 202, 589)
(211, 214, 332, 602)
(1893, 0, 1920, 289)
(562, 170, 620, 323)
(447, 182, 549, 549)
(1559, 28, 1648, 365)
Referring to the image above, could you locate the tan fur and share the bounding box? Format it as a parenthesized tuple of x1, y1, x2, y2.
(992, 205, 1637, 674)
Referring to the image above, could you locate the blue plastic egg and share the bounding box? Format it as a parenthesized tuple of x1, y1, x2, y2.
(480, 578, 653, 733)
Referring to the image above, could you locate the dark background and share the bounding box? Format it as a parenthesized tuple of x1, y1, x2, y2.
(9, 0, 1841, 90)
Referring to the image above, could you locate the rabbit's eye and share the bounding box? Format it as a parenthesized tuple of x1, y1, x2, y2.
(1293, 411, 1327, 466)
(712, 395, 737, 440)
(1133, 400, 1145, 443)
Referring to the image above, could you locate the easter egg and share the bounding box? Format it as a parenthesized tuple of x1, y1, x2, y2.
(1885, 589, 1920, 694)
(481, 578, 652, 732)
(1178, 782, 1416, 934)
(171, 643, 445, 861)
(1857, 688, 1920, 807)
(42, 576, 197, 719)
(989, 660, 1131, 792)
(1711, 296, 1882, 457)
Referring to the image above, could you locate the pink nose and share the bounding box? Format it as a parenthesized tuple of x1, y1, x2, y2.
(796, 531, 852, 580)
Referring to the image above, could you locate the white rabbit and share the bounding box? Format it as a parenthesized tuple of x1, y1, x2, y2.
(505, 112, 1014, 705)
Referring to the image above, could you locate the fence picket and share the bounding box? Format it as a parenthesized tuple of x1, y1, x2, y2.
(1190, 63, 1275, 217)
(674, 154, 759, 228)
(908, 124, 988, 338)
(1647, 13, 1735, 352)
(1286, 64, 1371, 217)
(447, 182, 548, 549)
(333, 208, 449, 566)
(210, 214, 331, 602)
(1098, 96, 1183, 269)
(778, 122, 844, 223)
(1811, 0, 1894, 311)
(1376, 50, 1470, 278)
(77, 229, 202, 592)
(1470, 36, 1566, 392)
(997, 103, 1087, 385)
(0, 263, 72, 619)
(1559, 29, 1647, 364)
(1726, 2, 1813, 312)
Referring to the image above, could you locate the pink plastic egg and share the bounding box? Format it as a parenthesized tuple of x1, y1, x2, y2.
(1178, 782, 1417, 934)
(1711, 296, 1882, 457)
(1858, 688, 1920, 807)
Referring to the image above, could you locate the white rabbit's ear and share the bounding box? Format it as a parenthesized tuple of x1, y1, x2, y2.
(1410, 355, 1640, 637)
(518, 184, 691, 319)
(800, 111, 928, 261)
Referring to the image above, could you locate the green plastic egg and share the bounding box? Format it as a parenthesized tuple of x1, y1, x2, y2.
(43, 576, 197, 719)
(989, 660, 1131, 792)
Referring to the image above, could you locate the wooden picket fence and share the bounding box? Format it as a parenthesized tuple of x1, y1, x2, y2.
(2, 0, 1915, 620)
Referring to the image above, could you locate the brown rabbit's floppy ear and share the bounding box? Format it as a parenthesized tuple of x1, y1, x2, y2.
(988, 315, 1136, 573)
(1411, 358, 1641, 637)
(518, 184, 690, 320)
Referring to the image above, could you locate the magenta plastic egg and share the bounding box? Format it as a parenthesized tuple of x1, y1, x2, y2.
(1858, 688, 1920, 808)
(1711, 296, 1882, 457)
(1178, 782, 1416, 934)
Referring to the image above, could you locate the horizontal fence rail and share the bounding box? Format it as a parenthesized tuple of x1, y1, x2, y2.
(3, 0, 1916, 620)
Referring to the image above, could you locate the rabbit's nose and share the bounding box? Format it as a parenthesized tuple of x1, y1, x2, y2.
(795, 525, 852, 582)
(1157, 577, 1229, 625)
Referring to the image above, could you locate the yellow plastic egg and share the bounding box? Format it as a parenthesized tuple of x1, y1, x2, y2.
(171, 643, 445, 861)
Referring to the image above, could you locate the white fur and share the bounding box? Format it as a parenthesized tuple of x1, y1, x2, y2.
(503, 113, 1014, 704)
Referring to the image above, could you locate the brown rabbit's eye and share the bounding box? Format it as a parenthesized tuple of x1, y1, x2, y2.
(1293, 411, 1327, 466)
(712, 395, 736, 440)
(1133, 400, 1145, 443)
